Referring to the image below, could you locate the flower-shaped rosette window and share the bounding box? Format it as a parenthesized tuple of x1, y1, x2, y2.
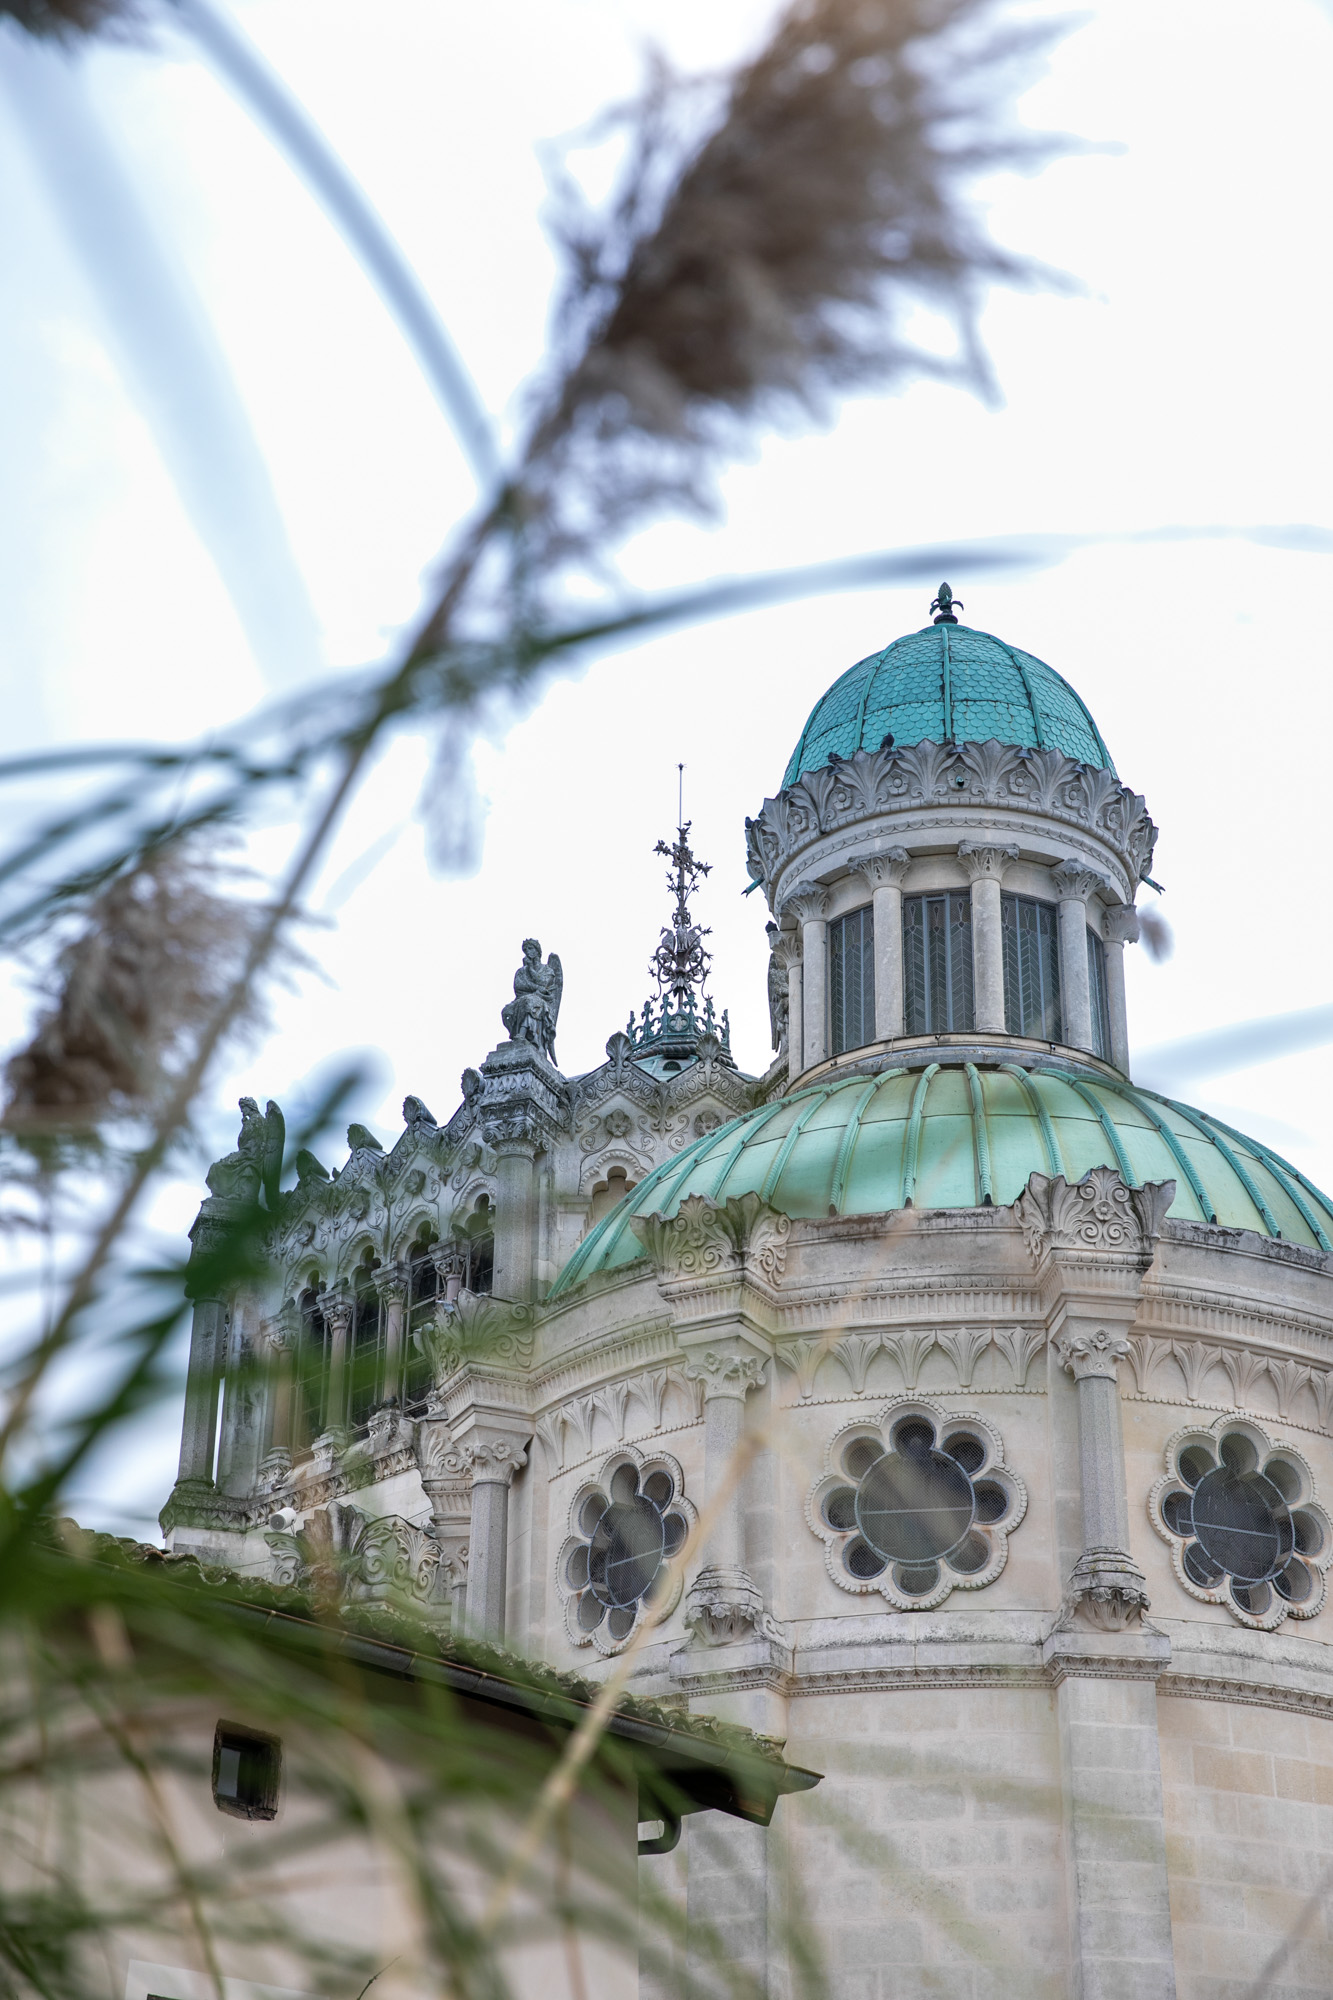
(559, 1450, 694, 1654)
(1150, 1418, 1330, 1630)
(809, 1399, 1026, 1612)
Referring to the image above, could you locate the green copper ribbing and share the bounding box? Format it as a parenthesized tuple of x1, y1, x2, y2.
(998, 1065, 1064, 1178)
(1000, 642, 1045, 749)
(940, 626, 954, 745)
(706, 1097, 791, 1201)
(760, 1090, 832, 1205)
(1054, 1074, 1140, 1187)
(901, 1063, 940, 1206)
(1165, 1099, 1282, 1238)
(1115, 1083, 1218, 1224)
(965, 1064, 994, 1205)
(1186, 1110, 1333, 1252)
(827, 1077, 888, 1213)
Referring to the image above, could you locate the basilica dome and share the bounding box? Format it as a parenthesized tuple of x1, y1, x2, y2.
(552, 1059, 1333, 1294)
(782, 621, 1113, 788)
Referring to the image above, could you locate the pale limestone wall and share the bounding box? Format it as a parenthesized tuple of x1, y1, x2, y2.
(782, 1685, 1068, 1997)
(1159, 1694, 1333, 1998)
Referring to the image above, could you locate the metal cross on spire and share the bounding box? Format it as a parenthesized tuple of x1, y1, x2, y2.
(650, 764, 713, 1005)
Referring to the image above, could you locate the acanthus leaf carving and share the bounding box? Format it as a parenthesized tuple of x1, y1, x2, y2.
(1219, 1345, 1270, 1411)
(1055, 1329, 1132, 1381)
(1268, 1356, 1313, 1421)
(881, 1328, 936, 1391)
(630, 1192, 789, 1288)
(1018, 1169, 1175, 1262)
(1169, 1338, 1217, 1403)
(936, 1326, 992, 1389)
(992, 1325, 1046, 1388)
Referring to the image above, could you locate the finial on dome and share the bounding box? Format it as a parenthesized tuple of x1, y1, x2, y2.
(931, 582, 962, 625)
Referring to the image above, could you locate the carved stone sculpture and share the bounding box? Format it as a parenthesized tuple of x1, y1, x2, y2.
(501, 938, 563, 1062)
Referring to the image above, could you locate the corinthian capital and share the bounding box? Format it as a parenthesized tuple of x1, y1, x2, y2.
(1103, 902, 1141, 945)
(1018, 1168, 1175, 1265)
(372, 1261, 410, 1306)
(459, 1436, 529, 1486)
(850, 846, 910, 891)
(783, 882, 829, 926)
(317, 1290, 354, 1335)
(1051, 858, 1108, 904)
(682, 1348, 768, 1402)
(1055, 1328, 1132, 1381)
(957, 839, 1019, 882)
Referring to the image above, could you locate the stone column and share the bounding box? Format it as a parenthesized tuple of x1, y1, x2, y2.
(176, 1297, 225, 1488)
(684, 1344, 768, 1580)
(775, 929, 803, 1073)
(1102, 902, 1139, 1076)
(958, 841, 1019, 1033)
(785, 884, 828, 1073)
(260, 1304, 299, 1464)
(373, 1261, 410, 1403)
(1020, 1167, 1178, 2000)
(490, 1140, 538, 1302)
(414, 1419, 473, 1634)
(317, 1290, 353, 1436)
(1052, 860, 1105, 1053)
(457, 1428, 529, 1641)
(851, 847, 910, 1042)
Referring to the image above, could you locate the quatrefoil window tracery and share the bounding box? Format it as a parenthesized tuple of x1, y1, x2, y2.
(558, 1449, 694, 1655)
(1150, 1418, 1330, 1630)
(809, 1398, 1026, 1612)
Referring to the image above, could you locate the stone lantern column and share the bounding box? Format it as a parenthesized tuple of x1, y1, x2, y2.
(850, 847, 910, 1042)
(785, 884, 829, 1073)
(958, 841, 1019, 1033)
(683, 1342, 768, 1585)
(317, 1290, 354, 1436)
(1102, 902, 1139, 1075)
(373, 1261, 410, 1403)
(1051, 860, 1105, 1052)
(475, 1039, 569, 1303)
(457, 1425, 529, 1641)
(1018, 1166, 1178, 2000)
(774, 929, 803, 1071)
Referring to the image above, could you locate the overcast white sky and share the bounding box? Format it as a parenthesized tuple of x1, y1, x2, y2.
(2, 0, 1332, 1531)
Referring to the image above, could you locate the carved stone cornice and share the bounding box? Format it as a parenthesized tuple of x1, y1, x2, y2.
(1103, 901, 1140, 945)
(745, 739, 1158, 911)
(849, 845, 910, 891)
(957, 838, 1019, 882)
(1051, 858, 1108, 904)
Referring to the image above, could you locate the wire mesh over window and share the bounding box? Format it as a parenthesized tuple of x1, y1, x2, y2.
(829, 905, 874, 1055)
(903, 893, 973, 1035)
(349, 1266, 383, 1430)
(1001, 894, 1061, 1041)
(1087, 927, 1112, 1061)
(295, 1287, 328, 1445)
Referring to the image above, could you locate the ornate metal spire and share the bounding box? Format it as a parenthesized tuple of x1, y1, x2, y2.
(650, 778, 712, 1007)
(931, 581, 962, 625)
(624, 769, 734, 1070)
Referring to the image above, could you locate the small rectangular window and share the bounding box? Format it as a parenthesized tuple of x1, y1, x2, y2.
(829, 906, 875, 1055)
(212, 1721, 281, 1821)
(1002, 895, 1062, 1041)
(902, 893, 974, 1035)
(1087, 926, 1112, 1061)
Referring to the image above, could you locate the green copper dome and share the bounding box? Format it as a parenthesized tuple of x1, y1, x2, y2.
(551, 1062, 1333, 1295)
(782, 623, 1113, 789)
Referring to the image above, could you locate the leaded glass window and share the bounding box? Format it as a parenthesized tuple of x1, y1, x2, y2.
(1087, 927, 1111, 1060)
(829, 905, 874, 1054)
(902, 893, 973, 1035)
(349, 1261, 383, 1429)
(1001, 894, 1061, 1041)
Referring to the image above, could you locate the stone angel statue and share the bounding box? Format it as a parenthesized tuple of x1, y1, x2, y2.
(500, 938, 563, 1063)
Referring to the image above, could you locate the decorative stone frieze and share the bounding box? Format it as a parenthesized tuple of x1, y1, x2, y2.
(682, 1349, 768, 1401)
(265, 1500, 445, 1612)
(744, 739, 1158, 909)
(1019, 1167, 1174, 1265)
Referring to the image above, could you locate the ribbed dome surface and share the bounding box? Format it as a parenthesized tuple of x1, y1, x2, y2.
(782, 624, 1112, 788)
(551, 1062, 1333, 1295)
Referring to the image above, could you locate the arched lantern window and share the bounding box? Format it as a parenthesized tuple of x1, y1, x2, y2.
(903, 893, 973, 1035)
(829, 906, 874, 1054)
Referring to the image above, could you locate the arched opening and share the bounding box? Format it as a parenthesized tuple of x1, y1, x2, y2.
(587, 1166, 638, 1228)
(349, 1254, 383, 1429)
(453, 1193, 494, 1296)
(295, 1281, 327, 1447)
(404, 1229, 440, 1406)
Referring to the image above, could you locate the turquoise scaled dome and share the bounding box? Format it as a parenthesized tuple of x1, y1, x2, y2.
(783, 623, 1113, 788)
(551, 1063, 1333, 1296)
